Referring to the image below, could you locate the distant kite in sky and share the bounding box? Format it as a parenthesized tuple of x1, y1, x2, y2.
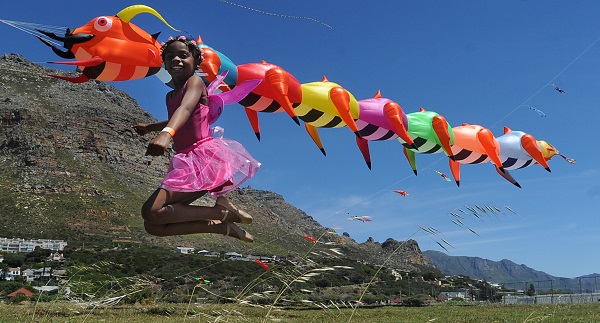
(346, 215, 372, 222)
(524, 105, 546, 117)
(552, 84, 566, 94)
(394, 190, 409, 196)
(433, 169, 451, 182)
(195, 277, 211, 285)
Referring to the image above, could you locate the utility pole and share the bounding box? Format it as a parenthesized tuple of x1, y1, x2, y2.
(550, 280, 554, 304)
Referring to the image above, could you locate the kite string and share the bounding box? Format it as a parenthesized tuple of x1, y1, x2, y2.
(216, 0, 333, 29)
(491, 31, 600, 128)
(0, 19, 67, 47)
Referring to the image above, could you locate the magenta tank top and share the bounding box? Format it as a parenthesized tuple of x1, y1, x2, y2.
(166, 83, 210, 152)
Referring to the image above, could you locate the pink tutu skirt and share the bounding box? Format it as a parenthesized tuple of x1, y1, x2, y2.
(160, 137, 260, 196)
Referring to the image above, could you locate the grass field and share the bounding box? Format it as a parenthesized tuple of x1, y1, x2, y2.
(1, 302, 600, 322)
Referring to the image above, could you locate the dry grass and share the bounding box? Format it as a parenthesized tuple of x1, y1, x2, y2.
(1, 302, 600, 322)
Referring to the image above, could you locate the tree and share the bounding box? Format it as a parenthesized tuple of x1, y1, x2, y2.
(26, 247, 52, 263)
(422, 272, 438, 281)
(3, 253, 25, 268)
(526, 283, 535, 296)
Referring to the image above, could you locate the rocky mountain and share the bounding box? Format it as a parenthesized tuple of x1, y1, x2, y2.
(0, 53, 434, 273)
(423, 250, 554, 283)
(424, 250, 599, 293)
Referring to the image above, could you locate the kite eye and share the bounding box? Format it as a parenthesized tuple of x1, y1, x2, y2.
(93, 16, 113, 32)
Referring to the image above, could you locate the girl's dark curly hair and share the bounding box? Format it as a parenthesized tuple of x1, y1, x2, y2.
(160, 36, 204, 64)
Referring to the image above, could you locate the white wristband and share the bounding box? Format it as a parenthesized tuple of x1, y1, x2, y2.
(161, 127, 175, 137)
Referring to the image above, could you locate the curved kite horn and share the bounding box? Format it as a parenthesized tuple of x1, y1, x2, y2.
(116, 4, 179, 31)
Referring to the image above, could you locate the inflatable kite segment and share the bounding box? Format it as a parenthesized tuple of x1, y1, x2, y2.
(35, 4, 178, 83)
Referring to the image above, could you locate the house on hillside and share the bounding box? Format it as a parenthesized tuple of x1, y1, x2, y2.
(176, 247, 195, 254)
(7, 288, 34, 298)
(388, 298, 403, 305)
(248, 255, 275, 263)
(33, 286, 60, 294)
(47, 252, 65, 262)
(34, 267, 53, 281)
(438, 291, 471, 301)
(225, 252, 244, 260)
(0, 237, 67, 252)
(197, 250, 223, 258)
(21, 267, 53, 283)
(5, 267, 21, 281)
(22, 269, 35, 282)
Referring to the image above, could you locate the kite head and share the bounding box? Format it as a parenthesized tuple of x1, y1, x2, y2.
(37, 5, 177, 82)
(537, 141, 559, 160)
(536, 140, 575, 164)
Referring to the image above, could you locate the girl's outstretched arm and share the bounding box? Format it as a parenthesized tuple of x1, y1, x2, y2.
(133, 120, 168, 136)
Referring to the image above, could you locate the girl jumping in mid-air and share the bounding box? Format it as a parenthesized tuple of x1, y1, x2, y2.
(133, 36, 259, 242)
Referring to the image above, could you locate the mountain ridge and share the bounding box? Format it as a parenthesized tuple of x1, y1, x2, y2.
(424, 250, 599, 292)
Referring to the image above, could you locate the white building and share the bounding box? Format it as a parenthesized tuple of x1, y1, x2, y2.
(225, 252, 244, 260)
(21, 267, 53, 282)
(47, 252, 65, 262)
(0, 237, 67, 253)
(5, 267, 21, 281)
(438, 291, 472, 301)
(176, 246, 195, 254)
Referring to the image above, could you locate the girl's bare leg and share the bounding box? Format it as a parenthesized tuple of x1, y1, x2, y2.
(141, 188, 253, 241)
(142, 189, 224, 224)
(215, 196, 253, 224)
(144, 219, 253, 242)
(144, 219, 223, 236)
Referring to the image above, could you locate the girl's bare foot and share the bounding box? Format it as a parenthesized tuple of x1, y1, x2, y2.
(216, 196, 253, 224)
(224, 222, 254, 242)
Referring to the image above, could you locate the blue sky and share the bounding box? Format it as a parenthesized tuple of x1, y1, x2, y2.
(2, 1, 600, 279)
